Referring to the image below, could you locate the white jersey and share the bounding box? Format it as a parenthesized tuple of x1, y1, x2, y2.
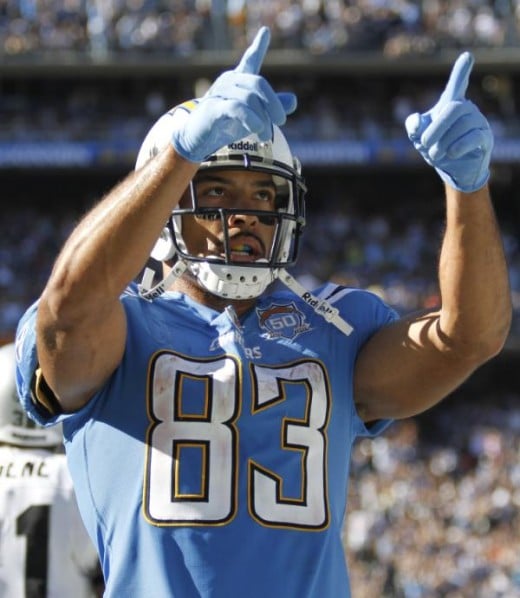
(0, 445, 100, 598)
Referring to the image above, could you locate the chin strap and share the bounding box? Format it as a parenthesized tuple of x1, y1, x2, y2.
(278, 269, 354, 337)
(138, 261, 353, 337)
(138, 260, 188, 301)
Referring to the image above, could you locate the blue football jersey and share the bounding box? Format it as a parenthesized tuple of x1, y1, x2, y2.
(16, 282, 397, 597)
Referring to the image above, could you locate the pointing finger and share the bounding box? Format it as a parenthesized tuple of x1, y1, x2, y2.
(234, 27, 271, 75)
(438, 52, 474, 104)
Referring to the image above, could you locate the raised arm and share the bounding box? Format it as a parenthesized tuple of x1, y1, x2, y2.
(35, 27, 297, 412)
(354, 53, 512, 422)
(36, 148, 195, 412)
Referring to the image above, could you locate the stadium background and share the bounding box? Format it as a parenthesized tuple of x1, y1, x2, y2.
(1, 2, 519, 595)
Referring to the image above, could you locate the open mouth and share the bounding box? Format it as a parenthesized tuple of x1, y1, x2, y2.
(227, 236, 265, 262)
(230, 243, 256, 260)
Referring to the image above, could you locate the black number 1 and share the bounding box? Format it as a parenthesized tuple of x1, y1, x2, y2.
(16, 504, 50, 598)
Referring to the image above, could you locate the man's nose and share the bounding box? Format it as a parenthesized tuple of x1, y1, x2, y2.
(227, 211, 259, 227)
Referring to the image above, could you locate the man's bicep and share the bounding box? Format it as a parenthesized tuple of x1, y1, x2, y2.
(35, 299, 127, 412)
(353, 310, 475, 422)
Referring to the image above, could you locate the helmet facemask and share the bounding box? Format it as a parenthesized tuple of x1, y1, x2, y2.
(168, 153, 306, 300)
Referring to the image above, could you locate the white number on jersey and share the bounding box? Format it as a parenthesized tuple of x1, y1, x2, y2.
(144, 352, 330, 530)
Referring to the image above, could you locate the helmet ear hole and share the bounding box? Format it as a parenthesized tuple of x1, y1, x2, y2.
(151, 226, 176, 261)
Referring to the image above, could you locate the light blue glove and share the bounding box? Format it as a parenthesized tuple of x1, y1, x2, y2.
(405, 52, 493, 193)
(171, 27, 297, 163)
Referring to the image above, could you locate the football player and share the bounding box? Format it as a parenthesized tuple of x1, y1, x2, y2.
(0, 342, 102, 597)
(14, 27, 510, 597)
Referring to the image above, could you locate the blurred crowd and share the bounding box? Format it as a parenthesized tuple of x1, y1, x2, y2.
(1, 72, 519, 157)
(345, 390, 520, 597)
(1, 0, 520, 57)
(0, 204, 73, 340)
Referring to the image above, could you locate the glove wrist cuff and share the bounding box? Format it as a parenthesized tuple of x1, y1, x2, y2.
(170, 136, 203, 164)
(438, 168, 490, 193)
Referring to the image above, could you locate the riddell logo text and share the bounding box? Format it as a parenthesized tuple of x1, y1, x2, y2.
(302, 292, 334, 315)
(228, 141, 259, 151)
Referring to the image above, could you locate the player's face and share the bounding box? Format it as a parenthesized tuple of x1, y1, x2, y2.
(180, 169, 278, 263)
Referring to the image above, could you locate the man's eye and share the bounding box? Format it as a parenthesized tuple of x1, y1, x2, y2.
(256, 190, 275, 202)
(202, 186, 225, 198)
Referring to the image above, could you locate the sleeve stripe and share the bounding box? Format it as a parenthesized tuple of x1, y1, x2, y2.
(317, 284, 355, 305)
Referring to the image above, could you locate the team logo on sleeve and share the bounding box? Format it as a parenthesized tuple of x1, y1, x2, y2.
(256, 302, 311, 341)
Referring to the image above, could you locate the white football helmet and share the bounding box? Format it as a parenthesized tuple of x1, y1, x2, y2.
(0, 343, 62, 448)
(136, 100, 307, 301)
